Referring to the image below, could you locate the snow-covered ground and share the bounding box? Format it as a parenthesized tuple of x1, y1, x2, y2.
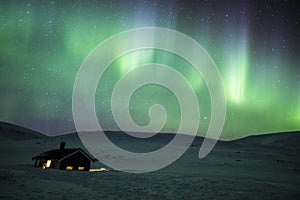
(0, 124, 299, 199)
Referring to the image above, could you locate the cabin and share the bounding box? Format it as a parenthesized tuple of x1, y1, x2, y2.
(32, 142, 95, 171)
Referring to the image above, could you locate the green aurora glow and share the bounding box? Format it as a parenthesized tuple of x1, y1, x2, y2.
(0, 0, 299, 139)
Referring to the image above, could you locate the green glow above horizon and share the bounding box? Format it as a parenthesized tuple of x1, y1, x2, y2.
(226, 40, 248, 104)
(0, 1, 299, 139)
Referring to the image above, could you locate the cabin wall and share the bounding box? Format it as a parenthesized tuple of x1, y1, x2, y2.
(52, 160, 60, 169)
(60, 152, 91, 171)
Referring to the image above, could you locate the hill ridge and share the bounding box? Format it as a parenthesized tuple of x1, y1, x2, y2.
(0, 121, 46, 140)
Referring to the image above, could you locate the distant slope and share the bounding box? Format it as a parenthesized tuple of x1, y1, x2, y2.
(233, 131, 300, 150)
(0, 121, 47, 140)
(0, 121, 299, 149)
(101, 130, 300, 145)
(53, 130, 300, 153)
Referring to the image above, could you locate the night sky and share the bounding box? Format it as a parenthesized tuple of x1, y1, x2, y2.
(0, 0, 299, 140)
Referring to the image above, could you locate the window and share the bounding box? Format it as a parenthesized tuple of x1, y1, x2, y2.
(78, 166, 84, 171)
(66, 166, 73, 170)
(46, 160, 51, 168)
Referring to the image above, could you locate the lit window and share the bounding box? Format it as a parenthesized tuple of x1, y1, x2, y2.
(78, 166, 84, 171)
(66, 166, 73, 170)
(46, 160, 51, 168)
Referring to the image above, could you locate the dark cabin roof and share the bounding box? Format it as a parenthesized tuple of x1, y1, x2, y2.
(32, 148, 96, 162)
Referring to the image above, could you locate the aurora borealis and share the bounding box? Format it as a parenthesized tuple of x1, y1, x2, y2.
(0, 0, 299, 140)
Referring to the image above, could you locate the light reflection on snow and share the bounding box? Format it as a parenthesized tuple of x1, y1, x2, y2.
(89, 168, 109, 172)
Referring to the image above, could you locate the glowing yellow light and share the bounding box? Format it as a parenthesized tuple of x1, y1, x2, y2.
(78, 166, 84, 171)
(66, 166, 73, 170)
(89, 168, 109, 172)
(46, 160, 51, 168)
